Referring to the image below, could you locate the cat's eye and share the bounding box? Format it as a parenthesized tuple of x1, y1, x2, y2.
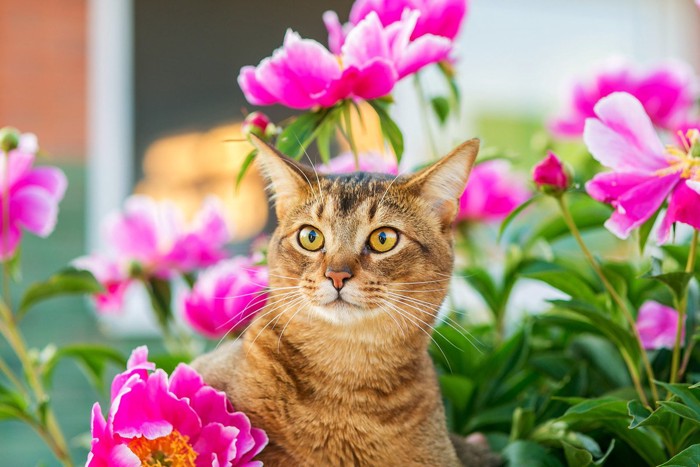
(298, 225, 325, 251)
(368, 227, 398, 253)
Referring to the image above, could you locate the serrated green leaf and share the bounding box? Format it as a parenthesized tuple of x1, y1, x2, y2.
(659, 443, 700, 466)
(659, 401, 700, 426)
(19, 268, 103, 318)
(430, 96, 450, 124)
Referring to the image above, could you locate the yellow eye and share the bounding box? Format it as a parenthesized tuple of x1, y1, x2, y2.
(368, 227, 398, 253)
(298, 226, 325, 251)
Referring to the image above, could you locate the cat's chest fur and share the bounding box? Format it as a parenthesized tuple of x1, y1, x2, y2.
(192, 317, 462, 466)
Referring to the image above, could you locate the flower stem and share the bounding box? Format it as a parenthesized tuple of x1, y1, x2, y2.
(556, 196, 658, 405)
(341, 104, 360, 170)
(670, 229, 698, 384)
(0, 303, 72, 465)
(413, 74, 438, 160)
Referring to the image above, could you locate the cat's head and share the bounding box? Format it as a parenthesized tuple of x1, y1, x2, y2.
(252, 136, 478, 330)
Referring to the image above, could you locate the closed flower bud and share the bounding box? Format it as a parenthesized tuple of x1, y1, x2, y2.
(242, 111, 273, 140)
(0, 127, 20, 153)
(532, 152, 571, 195)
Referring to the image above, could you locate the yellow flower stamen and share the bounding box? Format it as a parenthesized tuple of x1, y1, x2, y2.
(655, 129, 700, 180)
(128, 430, 197, 467)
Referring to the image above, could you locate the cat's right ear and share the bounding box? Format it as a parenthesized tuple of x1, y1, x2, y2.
(249, 135, 317, 217)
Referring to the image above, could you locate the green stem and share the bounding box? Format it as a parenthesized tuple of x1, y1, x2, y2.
(413, 74, 439, 160)
(341, 104, 360, 170)
(0, 305, 72, 465)
(0, 352, 28, 396)
(670, 229, 698, 384)
(556, 196, 657, 405)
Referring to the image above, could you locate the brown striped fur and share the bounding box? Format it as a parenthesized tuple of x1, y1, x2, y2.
(192, 137, 497, 466)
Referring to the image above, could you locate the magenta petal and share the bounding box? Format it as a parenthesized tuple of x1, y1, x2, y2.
(603, 173, 678, 239)
(11, 186, 59, 236)
(15, 167, 67, 201)
(342, 13, 391, 69)
(194, 423, 239, 467)
(3, 150, 35, 189)
(658, 182, 700, 243)
(687, 180, 700, 195)
(583, 92, 666, 172)
(237, 66, 278, 106)
(323, 10, 346, 55)
(586, 171, 655, 204)
(394, 33, 451, 78)
(0, 223, 21, 261)
(636, 300, 682, 350)
(351, 59, 397, 99)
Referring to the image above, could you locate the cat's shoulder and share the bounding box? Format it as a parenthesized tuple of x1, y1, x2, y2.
(190, 340, 243, 391)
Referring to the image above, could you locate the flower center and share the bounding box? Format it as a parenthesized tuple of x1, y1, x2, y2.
(656, 129, 700, 181)
(128, 430, 197, 467)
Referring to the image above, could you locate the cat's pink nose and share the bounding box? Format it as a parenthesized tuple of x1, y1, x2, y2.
(325, 269, 352, 291)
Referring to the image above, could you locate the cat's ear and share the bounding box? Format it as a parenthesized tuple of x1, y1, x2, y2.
(406, 139, 479, 226)
(250, 135, 317, 217)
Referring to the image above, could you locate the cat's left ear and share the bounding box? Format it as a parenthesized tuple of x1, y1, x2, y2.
(407, 139, 479, 226)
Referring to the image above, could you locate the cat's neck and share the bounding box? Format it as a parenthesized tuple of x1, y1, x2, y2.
(243, 302, 432, 394)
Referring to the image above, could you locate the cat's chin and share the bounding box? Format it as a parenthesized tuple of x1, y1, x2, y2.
(312, 301, 381, 325)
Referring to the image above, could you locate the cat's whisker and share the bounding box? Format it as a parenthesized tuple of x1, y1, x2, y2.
(385, 292, 484, 353)
(382, 297, 465, 354)
(383, 278, 452, 285)
(374, 301, 408, 339)
(243, 294, 308, 357)
(220, 291, 303, 349)
(214, 289, 301, 331)
(212, 285, 301, 301)
(290, 131, 322, 205)
(386, 287, 450, 293)
(295, 132, 326, 205)
(237, 267, 302, 282)
(276, 297, 312, 351)
(378, 168, 406, 209)
(379, 299, 452, 373)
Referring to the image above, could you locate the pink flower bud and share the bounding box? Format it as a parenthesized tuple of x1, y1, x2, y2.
(532, 152, 571, 194)
(242, 111, 273, 139)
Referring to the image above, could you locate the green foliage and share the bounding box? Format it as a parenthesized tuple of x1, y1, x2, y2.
(41, 344, 126, 393)
(19, 268, 103, 319)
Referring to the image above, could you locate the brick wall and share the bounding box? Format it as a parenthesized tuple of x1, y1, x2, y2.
(0, 0, 86, 159)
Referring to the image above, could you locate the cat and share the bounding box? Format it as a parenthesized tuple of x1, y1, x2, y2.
(192, 136, 499, 466)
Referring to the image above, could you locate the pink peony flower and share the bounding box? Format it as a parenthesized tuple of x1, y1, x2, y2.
(532, 152, 571, 194)
(0, 133, 67, 260)
(239, 11, 451, 109)
(636, 301, 684, 350)
(183, 257, 268, 339)
(324, 0, 468, 55)
(74, 195, 231, 313)
(550, 59, 696, 138)
(318, 151, 398, 174)
(72, 255, 131, 313)
(583, 92, 700, 242)
(457, 160, 531, 223)
(87, 346, 267, 466)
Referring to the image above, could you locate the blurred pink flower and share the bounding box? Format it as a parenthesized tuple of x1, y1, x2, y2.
(584, 92, 700, 242)
(0, 136, 67, 260)
(550, 59, 696, 138)
(636, 301, 683, 350)
(532, 152, 571, 194)
(324, 0, 468, 54)
(87, 346, 267, 466)
(242, 111, 273, 139)
(183, 257, 268, 339)
(318, 151, 398, 174)
(239, 11, 451, 109)
(74, 195, 231, 313)
(72, 256, 131, 313)
(457, 160, 531, 223)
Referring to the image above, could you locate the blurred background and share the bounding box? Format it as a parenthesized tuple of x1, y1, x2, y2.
(0, 0, 698, 463)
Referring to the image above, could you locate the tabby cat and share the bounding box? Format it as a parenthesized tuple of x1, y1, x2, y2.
(192, 136, 499, 466)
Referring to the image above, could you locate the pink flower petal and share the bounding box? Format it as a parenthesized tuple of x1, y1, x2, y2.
(194, 423, 239, 467)
(323, 10, 346, 55)
(342, 13, 391, 69)
(14, 167, 67, 201)
(603, 172, 678, 239)
(394, 33, 451, 78)
(583, 92, 666, 172)
(658, 181, 700, 243)
(586, 171, 655, 204)
(237, 67, 278, 106)
(11, 186, 59, 236)
(0, 224, 21, 261)
(636, 300, 682, 350)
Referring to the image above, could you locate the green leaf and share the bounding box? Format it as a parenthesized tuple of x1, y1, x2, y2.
(657, 382, 700, 417)
(315, 116, 335, 164)
(439, 374, 474, 413)
(149, 353, 191, 375)
(662, 245, 700, 274)
(510, 407, 536, 441)
(498, 195, 541, 240)
(19, 268, 103, 318)
(638, 209, 660, 253)
(235, 149, 257, 190)
(276, 109, 330, 159)
(463, 267, 500, 315)
(645, 272, 693, 305)
(0, 382, 30, 421)
(430, 96, 450, 124)
(42, 344, 126, 392)
(521, 261, 597, 302)
(368, 100, 404, 161)
(659, 444, 700, 466)
(659, 401, 700, 426)
(146, 277, 173, 328)
(501, 440, 565, 467)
